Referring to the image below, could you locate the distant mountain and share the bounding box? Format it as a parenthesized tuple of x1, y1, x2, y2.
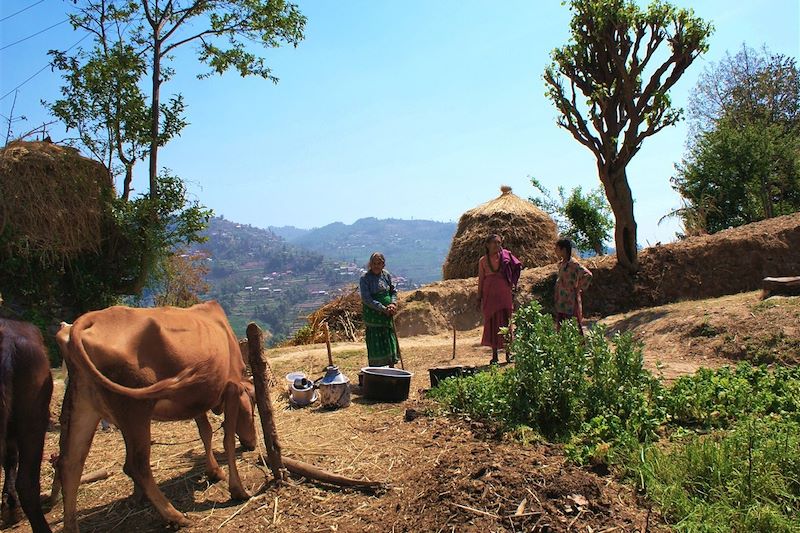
(197, 217, 352, 343)
(192, 216, 456, 343)
(269, 225, 310, 241)
(284, 218, 457, 284)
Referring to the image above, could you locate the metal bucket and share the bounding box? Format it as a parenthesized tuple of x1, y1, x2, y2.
(360, 367, 413, 402)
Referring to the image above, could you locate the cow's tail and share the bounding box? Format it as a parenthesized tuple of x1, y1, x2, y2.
(67, 319, 206, 400)
(0, 327, 12, 471)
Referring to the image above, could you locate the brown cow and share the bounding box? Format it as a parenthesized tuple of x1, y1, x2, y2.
(0, 319, 53, 533)
(56, 302, 257, 532)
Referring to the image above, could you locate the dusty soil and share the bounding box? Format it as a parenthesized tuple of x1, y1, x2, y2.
(601, 291, 800, 369)
(9, 330, 667, 533)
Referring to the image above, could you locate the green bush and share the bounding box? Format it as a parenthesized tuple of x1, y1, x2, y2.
(430, 301, 660, 460)
(633, 417, 800, 532)
(663, 363, 800, 428)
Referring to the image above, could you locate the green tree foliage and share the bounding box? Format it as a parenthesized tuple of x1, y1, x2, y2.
(530, 178, 613, 255)
(45, 0, 183, 200)
(122, 0, 306, 198)
(671, 45, 800, 234)
(544, 0, 712, 271)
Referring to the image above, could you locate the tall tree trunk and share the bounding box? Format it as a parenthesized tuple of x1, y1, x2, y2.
(759, 172, 774, 219)
(601, 166, 639, 272)
(148, 40, 162, 200)
(122, 163, 134, 201)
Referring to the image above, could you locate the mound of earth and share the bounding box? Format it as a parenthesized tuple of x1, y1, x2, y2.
(395, 213, 800, 336)
(601, 291, 800, 368)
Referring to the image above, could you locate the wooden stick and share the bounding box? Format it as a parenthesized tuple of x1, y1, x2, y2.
(391, 318, 405, 370)
(324, 322, 334, 367)
(448, 502, 500, 520)
(80, 469, 109, 484)
(43, 469, 110, 503)
(452, 327, 456, 360)
(246, 323, 284, 484)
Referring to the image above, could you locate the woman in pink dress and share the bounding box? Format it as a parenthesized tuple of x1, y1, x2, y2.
(477, 234, 519, 364)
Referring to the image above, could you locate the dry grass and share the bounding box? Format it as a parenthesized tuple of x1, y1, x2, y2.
(0, 140, 113, 261)
(284, 288, 363, 346)
(442, 186, 559, 280)
(7, 323, 735, 532)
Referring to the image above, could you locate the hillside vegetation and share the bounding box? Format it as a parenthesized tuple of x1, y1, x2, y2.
(274, 218, 456, 285)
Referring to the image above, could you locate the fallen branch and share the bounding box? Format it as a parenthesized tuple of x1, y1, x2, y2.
(283, 457, 383, 489)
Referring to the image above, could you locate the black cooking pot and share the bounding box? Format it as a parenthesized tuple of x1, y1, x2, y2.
(359, 367, 413, 402)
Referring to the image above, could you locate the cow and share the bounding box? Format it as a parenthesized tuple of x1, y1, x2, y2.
(0, 319, 54, 533)
(55, 302, 258, 532)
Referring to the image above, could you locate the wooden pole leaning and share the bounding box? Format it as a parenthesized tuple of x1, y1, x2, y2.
(246, 322, 285, 483)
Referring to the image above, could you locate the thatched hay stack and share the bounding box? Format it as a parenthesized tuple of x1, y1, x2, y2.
(0, 140, 113, 261)
(442, 186, 559, 279)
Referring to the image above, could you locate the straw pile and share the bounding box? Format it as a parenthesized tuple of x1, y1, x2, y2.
(442, 186, 559, 279)
(0, 140, 114, 261)
(287, 288, 364, 345)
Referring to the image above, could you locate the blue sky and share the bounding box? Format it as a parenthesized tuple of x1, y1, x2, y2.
(1, 0, 798, 245)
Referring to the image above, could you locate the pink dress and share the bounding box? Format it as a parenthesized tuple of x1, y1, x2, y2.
(479, 254, 514, 349)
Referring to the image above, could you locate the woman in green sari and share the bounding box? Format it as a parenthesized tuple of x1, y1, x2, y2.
(359, 252, 399, 367)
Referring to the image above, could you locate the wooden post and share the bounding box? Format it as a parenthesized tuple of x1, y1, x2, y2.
(452, 326, 457, 360)
(246, 323, 284, 483)
(324, 322, 334, 367)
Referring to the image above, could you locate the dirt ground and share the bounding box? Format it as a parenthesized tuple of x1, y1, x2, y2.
(9, 293, 798, 532)
(7, 327, 671, 533)
(601, 291, 800, 370)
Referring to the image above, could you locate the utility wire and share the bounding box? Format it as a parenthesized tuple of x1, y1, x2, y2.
(0, 31, 91, 101)
(0, 0, 45, 23)
(0, 18, 69, 52)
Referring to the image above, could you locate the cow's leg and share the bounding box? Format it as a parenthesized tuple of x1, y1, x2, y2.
(16, 401, 52, 533)
(118, 411, 190, 528)
(195, 414, 225, 482)
(222, 383, 248, 501)
(59, 391, 100, 533)
(1, 441, 20, 525)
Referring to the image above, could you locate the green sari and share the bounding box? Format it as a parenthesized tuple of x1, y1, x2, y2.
(362, 292, 399, 367)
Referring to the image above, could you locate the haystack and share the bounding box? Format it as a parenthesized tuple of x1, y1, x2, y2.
(442, 186, 558, 279)
(0, 140, 113, 261)
(285, 288, 364, 346)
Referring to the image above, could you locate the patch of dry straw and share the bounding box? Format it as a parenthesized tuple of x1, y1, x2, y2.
(284, 288, 364, 346)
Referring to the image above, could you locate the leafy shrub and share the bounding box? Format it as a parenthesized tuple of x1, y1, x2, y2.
(662, 363, 800, 428)
(633, 417, 800, 532)
(431, 301, 661, 460)
(428, 367, 514, 428)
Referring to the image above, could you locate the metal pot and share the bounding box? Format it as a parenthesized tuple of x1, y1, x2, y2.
(318, 365, 351, 409)
(359, 367, 413, 402)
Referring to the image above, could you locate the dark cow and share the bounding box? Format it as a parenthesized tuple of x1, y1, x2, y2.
(0, 319, 53, 533)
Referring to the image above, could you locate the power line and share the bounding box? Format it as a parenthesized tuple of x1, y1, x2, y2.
(0, 31, 91, 101)
(0, 18, 69, 52)
(0, 0, 45, 23)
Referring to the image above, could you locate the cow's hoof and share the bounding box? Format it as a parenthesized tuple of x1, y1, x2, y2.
(1, 503, 22, 526)
(206, 468, 226, 483)
(229, 487, 250, 501)
(165, 513, 191, 529)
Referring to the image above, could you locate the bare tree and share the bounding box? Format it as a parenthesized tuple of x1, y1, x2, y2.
(544, 0, 712, 271)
